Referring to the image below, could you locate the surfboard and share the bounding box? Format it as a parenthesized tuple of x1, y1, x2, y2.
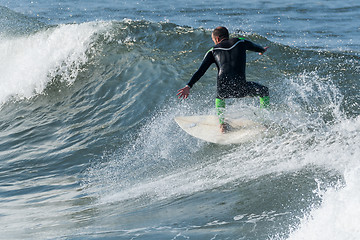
(174, 115, 266, 144)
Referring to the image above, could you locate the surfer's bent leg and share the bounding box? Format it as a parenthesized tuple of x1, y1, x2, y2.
(245, 82, 270, 108)
(215, 98, 226, 124)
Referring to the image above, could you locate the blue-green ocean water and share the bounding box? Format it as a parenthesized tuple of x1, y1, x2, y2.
(0, 1, 359, 239)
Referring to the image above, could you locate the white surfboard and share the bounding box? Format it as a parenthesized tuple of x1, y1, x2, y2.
(174, 115, 266, 144)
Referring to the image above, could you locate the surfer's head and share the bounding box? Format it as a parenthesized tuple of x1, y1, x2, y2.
(212, 26, 229, 44)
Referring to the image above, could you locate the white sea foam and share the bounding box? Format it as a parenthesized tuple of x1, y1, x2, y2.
(286, 116, 360, 240)
(0, 22, 108, 104)
(287, 169, 360, 240)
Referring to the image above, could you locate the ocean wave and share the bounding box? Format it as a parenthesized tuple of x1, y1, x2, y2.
(0, 9, 359, 240)
(1, 17, 358, 109)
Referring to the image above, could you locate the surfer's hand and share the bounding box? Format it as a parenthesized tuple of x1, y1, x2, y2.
(259, 46, 269, 55)
(177, 85, 190, 99)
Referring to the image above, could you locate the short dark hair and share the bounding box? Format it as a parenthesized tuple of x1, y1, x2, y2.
(212, 26, 229, 40)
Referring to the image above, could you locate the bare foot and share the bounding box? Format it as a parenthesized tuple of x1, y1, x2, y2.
(220, 123, 228, 133)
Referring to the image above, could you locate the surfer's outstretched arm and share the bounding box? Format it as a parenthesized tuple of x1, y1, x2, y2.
(177, 49, 214, 100)
(177, 85, 190, 99)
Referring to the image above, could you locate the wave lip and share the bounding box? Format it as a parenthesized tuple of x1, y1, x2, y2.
(0, 21, 110, 105)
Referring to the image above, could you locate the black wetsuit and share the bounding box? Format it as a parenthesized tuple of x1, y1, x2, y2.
(187, 38, 269, 99)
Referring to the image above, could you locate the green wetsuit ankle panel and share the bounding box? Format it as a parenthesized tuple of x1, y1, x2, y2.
(259, 96, 270, 108)
(215, 98, 226, 124)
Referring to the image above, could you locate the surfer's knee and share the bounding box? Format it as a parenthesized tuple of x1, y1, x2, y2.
(259, 85, 269, 97)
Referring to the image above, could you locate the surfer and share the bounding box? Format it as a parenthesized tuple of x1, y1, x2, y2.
(177, 26, 269, 133)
